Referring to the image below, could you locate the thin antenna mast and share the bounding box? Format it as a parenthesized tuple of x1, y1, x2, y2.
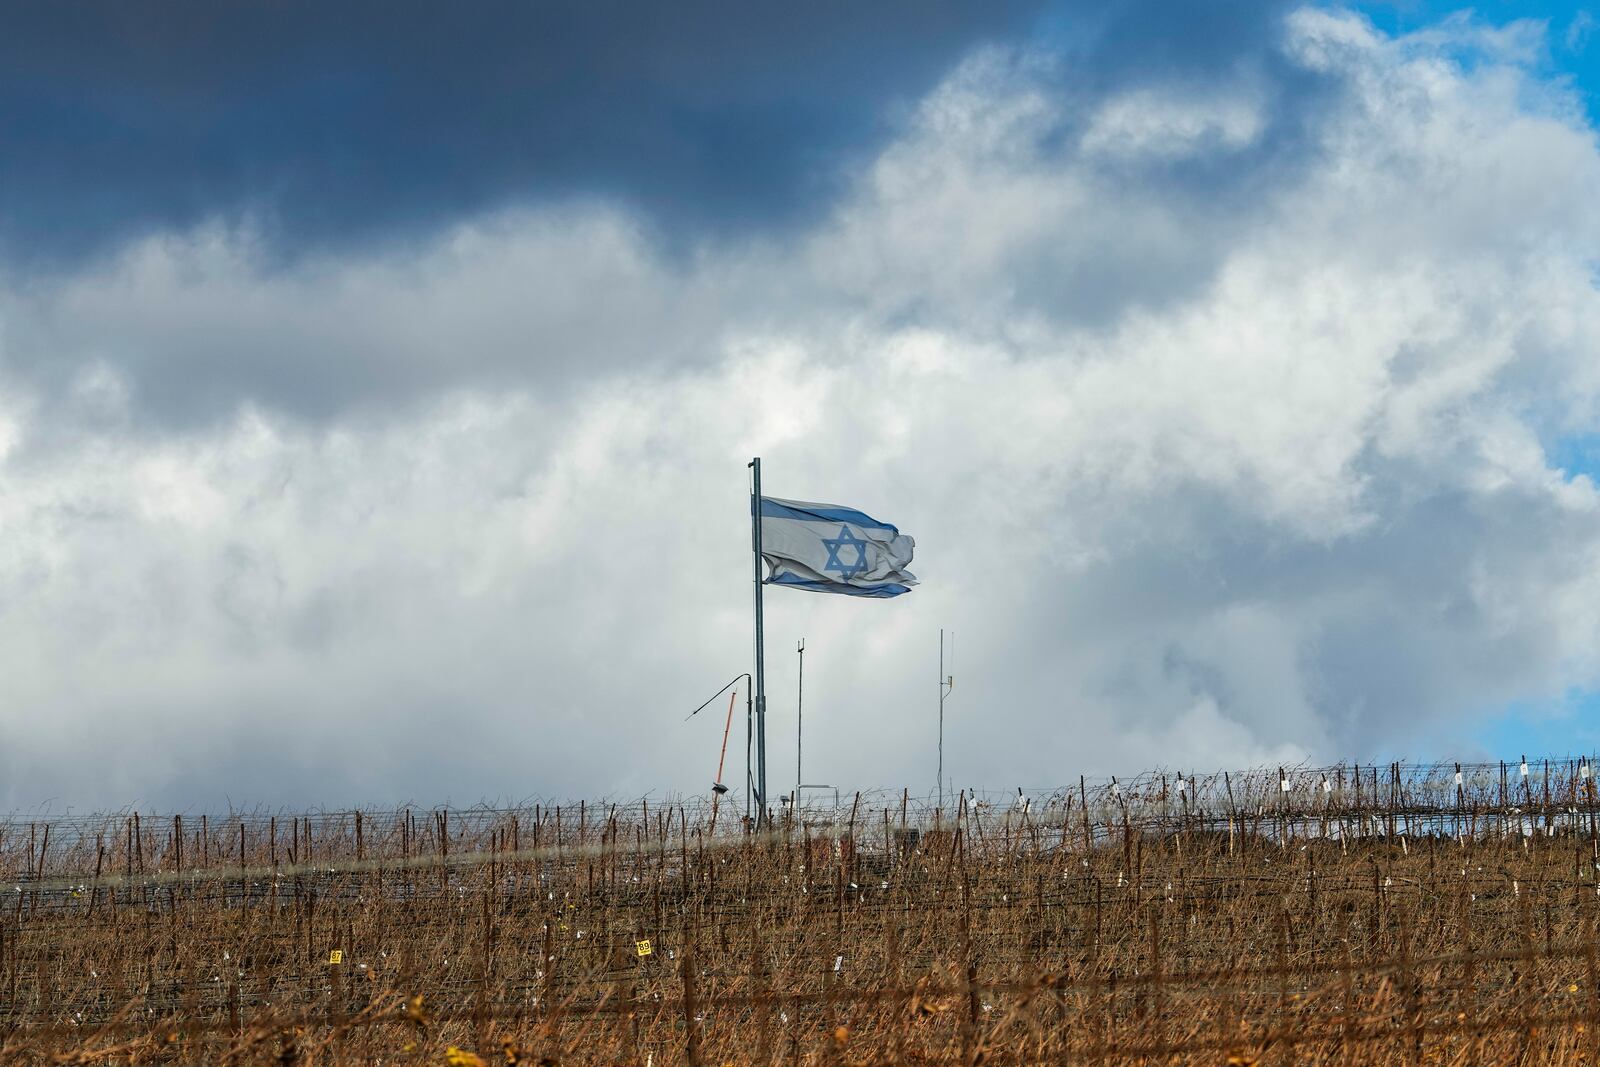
(938, 629, 954, 811)
(796, 637, 805, 803)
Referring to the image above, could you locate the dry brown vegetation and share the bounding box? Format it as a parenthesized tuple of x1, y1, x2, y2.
(5, 760, 1600, 1064)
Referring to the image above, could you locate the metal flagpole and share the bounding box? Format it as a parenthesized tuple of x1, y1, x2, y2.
(749, 458, 769, 827)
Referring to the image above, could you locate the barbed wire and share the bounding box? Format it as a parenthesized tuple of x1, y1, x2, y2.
(5, 755, 1600, 890)
(8, 758, 1600, 1061)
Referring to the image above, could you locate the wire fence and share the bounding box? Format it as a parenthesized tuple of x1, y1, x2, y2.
(6, 757, 1600, 1063)
(6, 756, 1599, 877)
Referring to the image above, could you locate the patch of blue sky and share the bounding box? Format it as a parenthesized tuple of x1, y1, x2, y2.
(1547, 433, 1600, 483)
(1474, 688, 1600, 760)
(1354, 2, 1600, 121)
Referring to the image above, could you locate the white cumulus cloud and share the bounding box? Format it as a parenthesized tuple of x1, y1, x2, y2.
(2, 8, 1600, 809)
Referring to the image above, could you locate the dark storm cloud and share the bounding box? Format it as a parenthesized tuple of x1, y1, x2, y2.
(0, 0, 1048, 265)
(0, 0, 1333, 434)
(1042, 0, 1295, 76)
(0, 0, 1331, 269)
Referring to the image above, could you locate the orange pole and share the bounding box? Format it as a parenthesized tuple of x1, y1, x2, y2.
(710, 687, 738, 828)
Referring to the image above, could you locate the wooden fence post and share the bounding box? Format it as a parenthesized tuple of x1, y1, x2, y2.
(681, 944, 702, 1067)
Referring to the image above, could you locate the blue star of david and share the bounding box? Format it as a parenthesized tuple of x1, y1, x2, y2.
(822, 525, 870, 577)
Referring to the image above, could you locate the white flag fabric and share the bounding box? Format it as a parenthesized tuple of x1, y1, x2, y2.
(759, 496, 917, 597)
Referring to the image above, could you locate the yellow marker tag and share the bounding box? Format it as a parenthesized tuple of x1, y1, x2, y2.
(635, 939, 652, 957)
(328, 950, 343, 965)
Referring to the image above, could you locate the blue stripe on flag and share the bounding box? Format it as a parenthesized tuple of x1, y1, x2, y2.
(759, 497, 897, 533)
(764, 573, 913, 598)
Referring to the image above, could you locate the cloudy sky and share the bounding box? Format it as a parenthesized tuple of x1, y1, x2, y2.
(4, 1, 1600, 812)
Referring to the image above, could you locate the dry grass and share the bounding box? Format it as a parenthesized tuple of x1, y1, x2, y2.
(4, 760, 1600, 1064)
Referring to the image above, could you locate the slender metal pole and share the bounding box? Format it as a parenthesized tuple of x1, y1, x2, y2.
(750, 458, 768, 826)
(938, 630, 954, 810)
(796, 638, 805, 802)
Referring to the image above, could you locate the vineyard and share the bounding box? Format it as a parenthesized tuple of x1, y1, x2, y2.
(6, 758, 1600, 1063)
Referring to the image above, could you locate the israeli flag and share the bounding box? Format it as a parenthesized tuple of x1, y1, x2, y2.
(759, 496, 917, 598)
